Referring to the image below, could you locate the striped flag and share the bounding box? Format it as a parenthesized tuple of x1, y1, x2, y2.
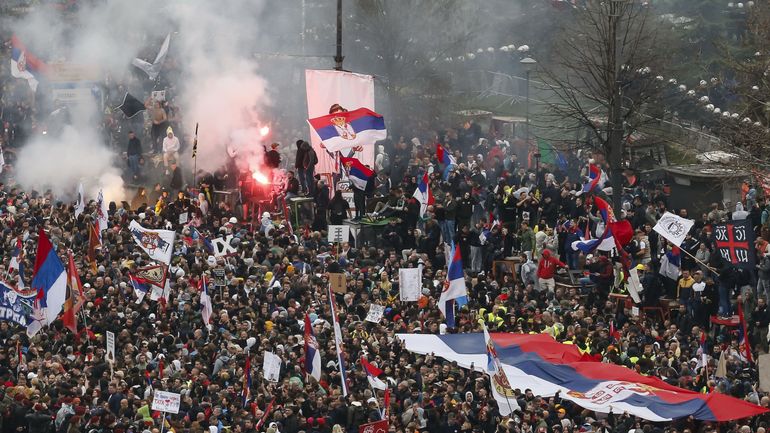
(738, 301, 753, 363)
(328, 286, 349, 396)
(242, 355, 252, 406)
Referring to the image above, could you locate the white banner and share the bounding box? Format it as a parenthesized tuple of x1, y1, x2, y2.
(151, 390, 181, 414)
(106, 331, 115, 364)
(305, 69, 376, 174)
(128, 220, 175, 264)
(653, 212, 694, 247)
(365, 304, 385, 323)
(399, 268, 422, 301)
(211, 235, 238, 257)
(263, 351, 282, 383)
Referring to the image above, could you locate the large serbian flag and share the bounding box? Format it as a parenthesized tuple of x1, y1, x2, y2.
(397, 333, 767, 421)
(10, 35, 47, 91)
(307, 108, 386, 153)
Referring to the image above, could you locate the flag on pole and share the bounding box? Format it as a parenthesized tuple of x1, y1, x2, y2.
(361, 356, 388, 390)
(255, 398, 276, 431)
(339, 156, 374, 191)
(307, 108, 386, 153)
(413, 172, 435, 217)
(698, 331, 708, 373)
(304, 314, 322, 381)
(74, 183, 85, 218)
(87, 222, 100, 274)
(582, 164, 603, 193)
(116, 93, 146, 119)
(129, 273, 151, 303)
(61, 251, 85, 334)
(10, 35, 46, 91)
(328, 286, 349, 396)
(200, 276, 213, 328)
(95, 189, 109, 239)
(738, 301, 753, 363)
(482, 324, 520, 415)
(191, 123, 199, 159)
(242, 355, 252, 406)
(129, 220, 175, 264)
(132, 33, 170, 81)
(26, 229, 67, 337)
(438, 245, 468, 327)
(436, 143, 456, 180)
(653, 212, 695, 247)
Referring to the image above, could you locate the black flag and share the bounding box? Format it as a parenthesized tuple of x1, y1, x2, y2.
(116, 93, 146, 119)
(192, 123, 199, 159)
(713, 220, 755, 269)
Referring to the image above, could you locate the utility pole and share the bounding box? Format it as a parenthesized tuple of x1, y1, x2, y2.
(334, 0, 344, 70)
(606, 0, 626, 215)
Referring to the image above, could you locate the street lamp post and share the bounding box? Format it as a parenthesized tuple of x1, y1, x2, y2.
(334, 0, 344, 70)
(520, 57, 537, 176)
(520, 57, 537, 145)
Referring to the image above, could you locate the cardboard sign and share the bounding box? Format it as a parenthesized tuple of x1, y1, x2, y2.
(212, 235, 238, 257)
(151, 90, 166, 102)
(759, 354, 770, 392)
(178, 212, 189, 225)
(263, 351, 282, 383)
(151, 390, 181, 414)
(106, 331, 115, 363)
(212, 268, 226, 287)
(365, 304, 385, 323)
(328, 225, 350, 243)
(329, 273, 347, 294)
(399, 268, 421, 302)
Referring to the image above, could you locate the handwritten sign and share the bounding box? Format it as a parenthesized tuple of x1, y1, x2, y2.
(329, 273, 347, 294)
(263, 351, 281, 383)
(365, 304, 385, 323)
(151, 390, 181, 414)
(106, 331, 115, 364)
(399, 268, 421, 302)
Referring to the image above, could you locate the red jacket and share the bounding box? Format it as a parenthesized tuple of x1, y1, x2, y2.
(537, 252, 566, 279)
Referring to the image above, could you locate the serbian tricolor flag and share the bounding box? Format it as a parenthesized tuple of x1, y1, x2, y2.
(399, 332, 768, 421)
(436, 143, 456, 180)
(361, 356, 388, 390)
(10, 35, 47, 91)
(129, 273, 151, 303)
(483, 324, 520, 415)
(436, 143, 455, 166)
(571, 196, 632, 253)
(582, 164, 603, 193)
(340, 156, 374, 191)
(26, 228, 66, 337)
(307, 108, 386, 152)
(438, 245, 468, 327)
(8, 237, 25, 289)
(304, 314, 322, 381)
(413, 172, 434, 217)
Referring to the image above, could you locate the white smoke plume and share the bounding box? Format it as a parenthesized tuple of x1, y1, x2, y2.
(9, 0, 273, 202)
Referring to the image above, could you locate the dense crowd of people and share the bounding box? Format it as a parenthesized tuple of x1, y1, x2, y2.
(2, 27, 770, 433)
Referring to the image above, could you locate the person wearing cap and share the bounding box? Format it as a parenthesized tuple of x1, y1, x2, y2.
(162, 126, 181, 170)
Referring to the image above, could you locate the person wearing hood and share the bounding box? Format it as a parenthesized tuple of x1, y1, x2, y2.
(733, 202, 749, 220)
(536, 249, 566, 293)
(162, 126, 181, 170)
